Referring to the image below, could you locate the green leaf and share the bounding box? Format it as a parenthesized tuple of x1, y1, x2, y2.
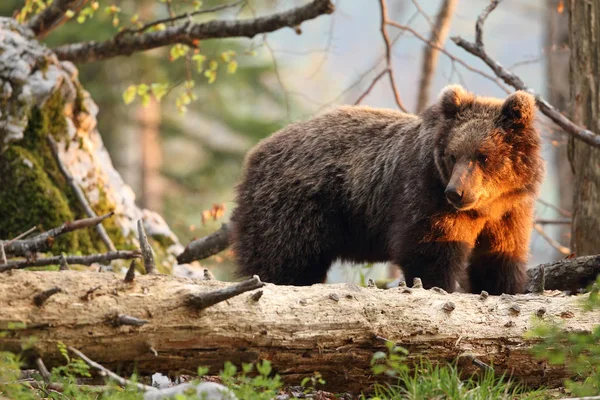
(122, 85, 137, 104)
(150, 83, 169, 102)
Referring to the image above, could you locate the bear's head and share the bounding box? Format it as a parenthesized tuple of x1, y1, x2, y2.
(432, 84, 543, 212)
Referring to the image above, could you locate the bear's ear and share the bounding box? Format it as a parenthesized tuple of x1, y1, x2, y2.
(437, 84, 474, 119)
(500, 91, 536, 129)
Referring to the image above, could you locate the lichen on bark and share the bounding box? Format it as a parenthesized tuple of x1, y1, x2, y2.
(0, 17, 184, 272)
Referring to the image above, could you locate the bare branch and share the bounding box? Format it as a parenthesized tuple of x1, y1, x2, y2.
(176, 223, 231, 264)
(376, 0, 408, 112)
(186, 275, 265, 310)
(534, 224, 571, 255)
(137, 220, 156, 274)
(354, 69, 389, 105)
(451, 1, 600, 148)
(385, 20, 509, 93)
(35, 357, 51, 384)
(0, 250, 141, 273)
(535, 218, 571, 225)
(537, 198, 573, 217)
(416, 0, 459, 113)
(3, 213, 115, 257)
(7, 227, 37, 244)
(68, 347, 156, 392)
(26, 0, 86, 37)
(53, 0, 334, 64)
(47, 136, 116, 251)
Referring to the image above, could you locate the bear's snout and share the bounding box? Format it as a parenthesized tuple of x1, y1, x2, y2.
(444, 185, 477, 210)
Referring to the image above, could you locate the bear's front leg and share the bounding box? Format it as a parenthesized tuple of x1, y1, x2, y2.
(395, 241, 473, 293)
(468, 206, 532, 295)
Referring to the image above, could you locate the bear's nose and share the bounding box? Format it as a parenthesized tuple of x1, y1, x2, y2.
(444, 187, 463, 205)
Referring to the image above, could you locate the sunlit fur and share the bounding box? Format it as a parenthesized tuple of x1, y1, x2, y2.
(230, 85, 544, 294)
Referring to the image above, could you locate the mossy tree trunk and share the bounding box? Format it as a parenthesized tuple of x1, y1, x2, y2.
(568, 0, 600, 255)
(0, 18, 181, 272)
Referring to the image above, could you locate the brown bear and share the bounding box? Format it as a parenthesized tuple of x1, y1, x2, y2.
(230, 85, 544, 294)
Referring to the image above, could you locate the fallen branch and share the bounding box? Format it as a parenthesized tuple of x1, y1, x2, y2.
(450, 0, 600, 148)
(68, 347, 156, 392)
(0, 271, 597, 392)
(527, 254, 600, 293)
(52, 0, 334, 64)
(47, 136, 116, 251)
(0, 250, 141, 272)
(176, 223, 231, 264)
(2, 212, 114, 257)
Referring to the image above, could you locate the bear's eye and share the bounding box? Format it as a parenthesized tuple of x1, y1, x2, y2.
(449, 154, 456, 163)
(477, 153, 488, 164)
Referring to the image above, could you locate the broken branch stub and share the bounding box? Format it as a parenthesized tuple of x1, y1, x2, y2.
(186, 275, 265, 310)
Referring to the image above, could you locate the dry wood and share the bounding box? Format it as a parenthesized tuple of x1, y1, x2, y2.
(47, 136, 116, 251)
(527, 254, 600, 294)
(0, 271, 598, 392)
(0, 250, 140, 272)
(2, 212, 114, 257)
(177, 223, 231, 264)
(137, 220, 156, 275)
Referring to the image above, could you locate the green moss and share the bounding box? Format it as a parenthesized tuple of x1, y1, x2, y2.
(0, 146, 81, 251)
(0, 91, 95, 253)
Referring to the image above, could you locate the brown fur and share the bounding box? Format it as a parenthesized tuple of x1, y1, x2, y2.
(230, 85, 544, 294)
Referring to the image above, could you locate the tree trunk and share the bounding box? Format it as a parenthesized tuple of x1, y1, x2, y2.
(415, 0, 459, 114)
(568, 0, 600, 255)
(0, 18, 181, 271)
(1, 270, 597, 392)
(546, 0, 573, 255)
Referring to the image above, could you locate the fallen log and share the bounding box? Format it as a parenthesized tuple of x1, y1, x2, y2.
(0, 271, 597, 392)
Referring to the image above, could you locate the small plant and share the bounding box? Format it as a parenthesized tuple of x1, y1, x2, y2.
(364, 339, 542, 400)
(528, 278, 600, 397)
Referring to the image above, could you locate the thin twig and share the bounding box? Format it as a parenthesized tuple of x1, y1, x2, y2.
(451, 0, 600, 148)
(68, 347, 157, 392)
(385, 20, 509, 94)
(137, 220, 156, 274)
(0, 250, 141, 273)
(535, 218, 571, 225)
(377, 0, 408, 112)
(122, 0, 245, 36)
(534, 224, 571, 255)
(409, 0, 433, 29)
(187, 275, 265, 310)
(3, 213, 115, 257)
(6, 226, 37, 244)
(47, 136, 116, 251)
(537, 198, 572, 217)
(354, 69, 389, 105)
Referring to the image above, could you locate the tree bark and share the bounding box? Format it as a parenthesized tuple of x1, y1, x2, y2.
(1, 270, 597, 392)
(568, 0, 600, 254)
(546, 0, 573, 256)
(415, 0, 459, 113)
(0, 18, 182, 271)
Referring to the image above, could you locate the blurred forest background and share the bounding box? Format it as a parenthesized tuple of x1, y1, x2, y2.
(0, 0, 571, 283)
